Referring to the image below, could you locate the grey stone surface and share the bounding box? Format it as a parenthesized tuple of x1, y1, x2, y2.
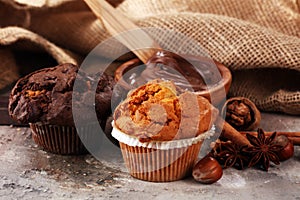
(0, 113, 299, 200)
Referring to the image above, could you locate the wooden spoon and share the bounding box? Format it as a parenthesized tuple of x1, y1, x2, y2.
(84, 0, 161, 63)
(84, 0, 206, 86)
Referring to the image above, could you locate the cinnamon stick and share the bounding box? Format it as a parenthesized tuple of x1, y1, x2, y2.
(215, 117, 251, 147)
(241, 131, 300, 145)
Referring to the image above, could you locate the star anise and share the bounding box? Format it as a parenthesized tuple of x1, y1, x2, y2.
(244, 128, 282, 171)
(211, 140, 248, 170)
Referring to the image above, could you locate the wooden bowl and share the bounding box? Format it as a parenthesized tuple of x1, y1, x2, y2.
(115, 56, 232, 105)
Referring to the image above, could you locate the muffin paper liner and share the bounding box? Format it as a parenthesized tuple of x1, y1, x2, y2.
(112, 122, 215, 182)
(111, 122, 214, 150)
(30, 123, 99, 155)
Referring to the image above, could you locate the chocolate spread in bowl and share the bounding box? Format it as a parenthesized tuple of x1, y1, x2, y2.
(122, 51, 222, 92)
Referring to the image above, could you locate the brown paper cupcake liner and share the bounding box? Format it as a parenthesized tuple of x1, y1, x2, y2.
(112, 122, 214, 182)
(30, 123, 100, 155)
(120, 142, 202, 182)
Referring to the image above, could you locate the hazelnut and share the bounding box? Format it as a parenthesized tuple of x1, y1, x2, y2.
(222, 97, 261, 131)
(273, 135, 294, 161)
(192, 156, 223, 184)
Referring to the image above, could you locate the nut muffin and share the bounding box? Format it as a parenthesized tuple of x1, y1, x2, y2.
(112, 79, 218, 181)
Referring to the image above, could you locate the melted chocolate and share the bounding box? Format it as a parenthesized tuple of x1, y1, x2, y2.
(125, 51, 221, 92)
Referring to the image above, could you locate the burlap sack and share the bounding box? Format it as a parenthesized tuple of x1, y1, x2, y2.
(0, 0, 299, 114)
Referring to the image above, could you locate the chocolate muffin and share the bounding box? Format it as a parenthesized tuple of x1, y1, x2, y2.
(9, 63, 115, 154)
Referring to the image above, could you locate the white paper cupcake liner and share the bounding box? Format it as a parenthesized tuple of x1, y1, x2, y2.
(111, 121, 214, 150)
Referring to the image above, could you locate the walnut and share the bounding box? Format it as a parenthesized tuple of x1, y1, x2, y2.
(222, 97, 261, 131)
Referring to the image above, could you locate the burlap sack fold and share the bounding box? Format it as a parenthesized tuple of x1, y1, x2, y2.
(0, 0, 299, 114)
(118, 0, 300, 38)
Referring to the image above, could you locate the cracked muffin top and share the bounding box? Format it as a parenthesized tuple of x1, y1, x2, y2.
(8, 63, 115, 126)
(113, 80, 217, 142)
